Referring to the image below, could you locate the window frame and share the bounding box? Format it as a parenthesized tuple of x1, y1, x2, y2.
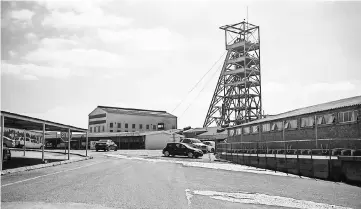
(262, 123, 270, 132)
(132, 124, 136, 129)
(117, 123, 121, 128)
(125, 123, 128, 128)
(251, 125, 259, 134)
(243, 126, 250, 135)
(300, 116, 315, 128)
(109, 122, 113, 128)
(338, 110, 358, 124)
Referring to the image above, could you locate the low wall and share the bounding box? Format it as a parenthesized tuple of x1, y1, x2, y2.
(220, 153, 361, 185)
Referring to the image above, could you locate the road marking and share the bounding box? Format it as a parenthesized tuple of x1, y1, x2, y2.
(185, 189, 193, 207)
(105, 154, 304, 178)
(188, 189, 352, 209)
(1, 160, 110, 187)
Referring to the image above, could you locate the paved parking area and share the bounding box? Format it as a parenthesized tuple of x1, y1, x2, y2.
(115, 149, 218, 162)
(2, 150, 82, 170)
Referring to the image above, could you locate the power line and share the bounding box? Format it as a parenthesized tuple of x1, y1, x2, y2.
(179, 64, 223, 119)
(171, 51, 227, 113)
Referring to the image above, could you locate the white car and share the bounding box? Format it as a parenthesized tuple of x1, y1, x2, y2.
(18, 137, 43, 149)
(180, 138, 208, 153)
(203, 141, 215, 153)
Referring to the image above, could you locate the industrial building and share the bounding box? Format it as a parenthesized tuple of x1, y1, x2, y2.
(88, 106, 177, 133)
(225, 95, 361, 151)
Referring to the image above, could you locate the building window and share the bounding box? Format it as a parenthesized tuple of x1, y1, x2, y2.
(117, 130, 120, 132)
(110, 123, 113, 128)
(157, 123, 165, 130)
(102, 126, 105, 132)
(139, 124, 143, 129)
(90, 127, 92, 133)
(262, 123, 270, 132)
(98, 126, 101, 132)
(132, 124, 135, 129)
(285, 119, 297, 129)
(243, 127, 250, 134)
(339, 110, 358, 123)
(125, 130, 128, 132)
(228, 129, 235, 136)
(110, 130, 113, 132)
(271, 121, 283, 131)
(252, 125, 259, 133)
(118, 123, 121, 128)
(236, 128, 242, 135)
(146, 125, 149, 130)
(301, 116, 315, 127)
(153, 125, 156, 130)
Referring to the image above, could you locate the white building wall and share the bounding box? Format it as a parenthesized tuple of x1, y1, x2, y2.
(88, 107, 177, 134)
(145, 133, 182, 150)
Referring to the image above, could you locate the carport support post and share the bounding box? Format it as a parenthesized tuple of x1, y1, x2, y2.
(23, 130, 26, 156)
(68, 129, 71, 160)
(42, 123, 45, 162)
(86, 131, 88, 157)
(1, 115, 4, 171)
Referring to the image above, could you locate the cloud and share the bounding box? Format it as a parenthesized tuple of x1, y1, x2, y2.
(1, 61, 71, 79)
(25, 32, 37, 40)
(9, 50, 17, 57)
(305, 81, 355, 92)
(11, 9, 34, 22)
(23, 74, 39, 80)
(25, 47, 125, 70)
(40, 0, 132, 29)
(97, 27, 186, 51)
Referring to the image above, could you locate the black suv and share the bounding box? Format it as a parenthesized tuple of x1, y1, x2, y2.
(163, 142, 203, 158)
(95, 139, 118, 152)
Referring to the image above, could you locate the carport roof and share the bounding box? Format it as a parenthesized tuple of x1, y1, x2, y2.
(1, 111, 87, 132)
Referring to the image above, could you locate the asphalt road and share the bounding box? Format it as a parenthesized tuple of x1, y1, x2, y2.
(2, 151, 361, 209)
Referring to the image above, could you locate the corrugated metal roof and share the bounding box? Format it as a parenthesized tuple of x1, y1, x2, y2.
(98, 106, 177, 118)
(230, 95, 361, 128)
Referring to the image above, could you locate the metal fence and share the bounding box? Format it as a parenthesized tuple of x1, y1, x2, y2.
(216, 138, 361, 157)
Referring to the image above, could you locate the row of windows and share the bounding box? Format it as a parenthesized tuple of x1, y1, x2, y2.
(228, 110, 358, 136)
(109, 122, 157, 130)
(89, 125, 154, 133)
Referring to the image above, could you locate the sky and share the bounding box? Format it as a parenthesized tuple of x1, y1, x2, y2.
(1, 0, 361, 129)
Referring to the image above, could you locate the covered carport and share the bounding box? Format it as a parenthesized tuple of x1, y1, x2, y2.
(1, 111, 88, 171)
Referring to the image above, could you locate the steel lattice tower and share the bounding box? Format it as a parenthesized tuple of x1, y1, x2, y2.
(203, 21, 262, 127)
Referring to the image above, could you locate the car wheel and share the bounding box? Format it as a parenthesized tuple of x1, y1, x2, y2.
(164, 151, 170, 157)
(211, 148, 215, 153)
(188, 152, 194, 158)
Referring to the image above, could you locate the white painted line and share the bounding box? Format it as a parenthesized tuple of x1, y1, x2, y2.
(2, 160, 110, 187)
(191, 190, 352, 209)
(185, 189, 193, 207)
(105, 154, 304, 178)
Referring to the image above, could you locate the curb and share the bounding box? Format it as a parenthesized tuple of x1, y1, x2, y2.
(10, 148, 88, 157)
(2, 154, 93, 176)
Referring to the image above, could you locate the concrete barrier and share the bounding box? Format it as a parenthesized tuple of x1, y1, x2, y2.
(219, 153, 361, 185)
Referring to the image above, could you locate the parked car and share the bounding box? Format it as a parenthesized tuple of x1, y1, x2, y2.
(203, 141, 216, 153)
(95, 139, 118, 152)
(2, 147, 11, 163)
(180, 138, 208, 153)
(163, 142, 203, 158)
(17, 137, 43, 149)
(3, 136, 16, 148)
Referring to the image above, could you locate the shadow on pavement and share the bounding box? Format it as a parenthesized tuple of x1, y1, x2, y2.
(2, 157, 64, 170)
